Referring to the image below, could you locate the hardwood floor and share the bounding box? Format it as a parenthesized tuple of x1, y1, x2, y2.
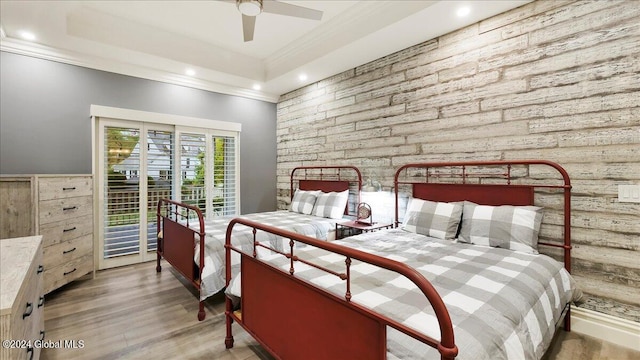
(41, 261, 638, 360)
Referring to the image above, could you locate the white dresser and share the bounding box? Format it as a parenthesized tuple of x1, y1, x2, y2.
(0, 175, 94, 294)
(0, 235, 45, 360)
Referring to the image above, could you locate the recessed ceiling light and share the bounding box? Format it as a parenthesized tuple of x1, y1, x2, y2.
(19, 30, 36, 41)
(298, 73, 308, 82)
(457, 6, 471, 17)
(185, 68, 196, 76)
(252, 84, 261, 91)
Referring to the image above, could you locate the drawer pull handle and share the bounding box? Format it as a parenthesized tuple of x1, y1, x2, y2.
(63, 186, 77, 190)
(63, 206, 77, 211)
(38, 296, 45, 307)
(27, 347, 34, 360)
(64, 268, 77, 276)
(40, 330, 46, 341)
(63, 247, 77, 254)
(38, 265, 44, 274)
(63, 226, 77, 232)
(23, 302, 33, 318)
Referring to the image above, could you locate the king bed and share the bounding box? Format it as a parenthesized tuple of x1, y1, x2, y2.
(223, 160, 582, 359)
(156, 165, 362, 320)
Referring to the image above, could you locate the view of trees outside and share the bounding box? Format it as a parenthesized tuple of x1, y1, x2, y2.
(102, 126, 234, 259)
(105, 127, 174, 257)
(106, 128, 228, 226)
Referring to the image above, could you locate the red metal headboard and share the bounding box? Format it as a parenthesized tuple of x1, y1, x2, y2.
(291, 166, 362, 195)
(394, 160, 572, 272)
(412, 183, 534, 206)
(299, 179, 350, 193)
(291, 166, 362, 215)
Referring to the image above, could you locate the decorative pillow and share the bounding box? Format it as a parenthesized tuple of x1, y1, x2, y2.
(458, 201, 544, 254)
(289, 189, 320, 215)
(311, 190, 349, 219)
(402, 198, 463, 240)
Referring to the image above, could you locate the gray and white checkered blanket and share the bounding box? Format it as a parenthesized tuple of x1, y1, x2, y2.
(256, 228, 581, 359)
(195, 210, 340, 299)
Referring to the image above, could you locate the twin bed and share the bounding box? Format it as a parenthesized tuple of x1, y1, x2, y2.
(156, 160, 581, 359)
(221, 160, 581, 359)
(156, 165, 362, 320)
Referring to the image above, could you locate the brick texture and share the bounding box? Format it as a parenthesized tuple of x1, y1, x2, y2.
(276, 0, 640, 322)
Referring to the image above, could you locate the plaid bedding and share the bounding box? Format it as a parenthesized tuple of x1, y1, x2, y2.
(194, 210, 340, 300)
(253, 228, 581, 359)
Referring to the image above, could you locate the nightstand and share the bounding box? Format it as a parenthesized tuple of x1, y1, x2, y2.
(335, 220, 393, 240)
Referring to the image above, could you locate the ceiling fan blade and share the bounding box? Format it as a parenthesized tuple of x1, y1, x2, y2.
(242, 14, 256, 42)
(262, 0, 323, 21)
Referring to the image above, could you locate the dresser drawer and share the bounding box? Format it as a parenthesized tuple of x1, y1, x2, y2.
(43, 234, 92, 270)
(38, 196, 92, 225)
(24, 246, 44, 341)
(43, 255, 93, 294)
(38, 176, 92, 201)
(39, 214, 93, 247)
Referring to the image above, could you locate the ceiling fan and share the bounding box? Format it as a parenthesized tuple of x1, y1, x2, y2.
(224, 0, 323, 42)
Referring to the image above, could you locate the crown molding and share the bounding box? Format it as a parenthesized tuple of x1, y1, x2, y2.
(0, 38, 279, 103)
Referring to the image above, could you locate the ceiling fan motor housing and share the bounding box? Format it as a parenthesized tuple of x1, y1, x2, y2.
(237, 0, 263, 17)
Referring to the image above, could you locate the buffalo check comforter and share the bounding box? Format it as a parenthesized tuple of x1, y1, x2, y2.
(194, 210, 340, 300)
(255, 228, 581, 360)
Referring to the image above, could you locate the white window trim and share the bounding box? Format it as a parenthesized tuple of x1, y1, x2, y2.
(90, 105, 242, 132)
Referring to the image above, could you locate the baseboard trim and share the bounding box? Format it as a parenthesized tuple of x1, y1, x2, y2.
(571, 307, 640, 351)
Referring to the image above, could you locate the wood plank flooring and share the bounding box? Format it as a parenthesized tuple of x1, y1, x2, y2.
(41, 261, 638, 360)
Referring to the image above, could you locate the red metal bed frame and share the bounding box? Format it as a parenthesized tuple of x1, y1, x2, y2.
(224, 160, 572, 359)
(156, 165, 362, 320)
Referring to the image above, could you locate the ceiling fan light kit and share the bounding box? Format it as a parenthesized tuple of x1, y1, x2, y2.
(237, 0, 263, 17)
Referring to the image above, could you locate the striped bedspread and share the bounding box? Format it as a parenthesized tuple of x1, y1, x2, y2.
(257, 228, 581, 359)
(195, 210, 339, 299)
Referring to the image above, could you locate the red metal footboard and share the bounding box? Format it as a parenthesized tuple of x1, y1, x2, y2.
(156, 198, 206, 320)
(224, 218, 458, 360)
(155, 166, 362, 321)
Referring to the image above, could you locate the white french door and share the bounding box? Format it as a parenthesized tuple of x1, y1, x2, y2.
(177, 128, 238, 220)
(95, 116, 240, 270)
(97, 119, 175, 269)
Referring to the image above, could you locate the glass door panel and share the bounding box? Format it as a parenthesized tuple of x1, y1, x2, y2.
(104, 126, 141, 260)
(146, 130, 173, 252)
(180, 133, 206, 218)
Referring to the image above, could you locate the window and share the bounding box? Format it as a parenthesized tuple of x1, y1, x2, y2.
(92, 105, 241, 270)
(178, 130, 238, 219)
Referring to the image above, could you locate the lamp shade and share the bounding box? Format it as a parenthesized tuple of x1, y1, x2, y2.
(362, 177, 382, 192)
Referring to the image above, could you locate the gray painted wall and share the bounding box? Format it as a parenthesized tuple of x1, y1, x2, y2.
(0, 51, 277, 213)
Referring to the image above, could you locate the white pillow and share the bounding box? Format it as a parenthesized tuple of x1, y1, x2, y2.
(312, 190, 349, 219)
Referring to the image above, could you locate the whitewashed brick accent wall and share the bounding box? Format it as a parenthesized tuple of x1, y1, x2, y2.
(276, 0, 639, 322)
